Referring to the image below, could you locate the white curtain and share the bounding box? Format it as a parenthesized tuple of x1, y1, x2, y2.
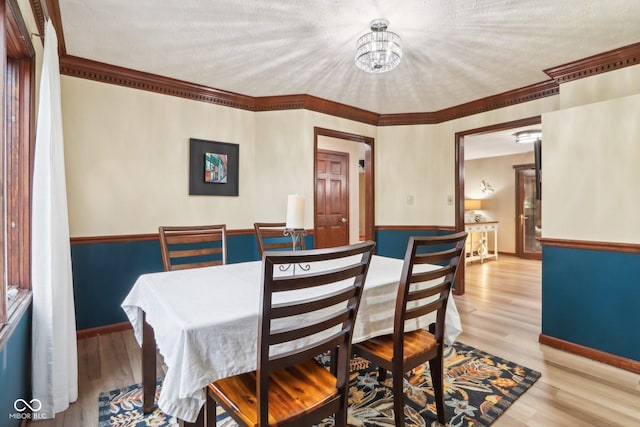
(31, 19, 78, 417)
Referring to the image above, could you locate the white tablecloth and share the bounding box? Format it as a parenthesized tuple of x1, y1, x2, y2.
(121, 255, 462, 422)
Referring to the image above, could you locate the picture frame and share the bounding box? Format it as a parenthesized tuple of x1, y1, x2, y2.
(189, 138, 239, 196)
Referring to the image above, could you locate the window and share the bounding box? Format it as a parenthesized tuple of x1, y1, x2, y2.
(0, 0, 35, 331)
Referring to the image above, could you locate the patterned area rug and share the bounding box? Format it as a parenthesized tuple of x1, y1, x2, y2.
(98, 342, 540, 427)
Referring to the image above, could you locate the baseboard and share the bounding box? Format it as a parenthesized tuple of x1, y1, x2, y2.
(539, 333, 640, 374)
(77, 321, 132, 339)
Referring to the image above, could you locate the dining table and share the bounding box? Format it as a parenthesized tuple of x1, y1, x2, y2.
(121, 254, 463, 424)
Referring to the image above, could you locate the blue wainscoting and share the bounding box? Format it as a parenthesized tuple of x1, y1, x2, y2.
(542, 246, 640, 361)
(71, 232, 314, 331)
(375, 228, 453, 259)
(0, 306, 31, 427)
(72, 229, 454, 332)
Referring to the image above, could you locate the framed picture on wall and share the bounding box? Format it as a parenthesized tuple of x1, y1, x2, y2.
(189, 138, 239, 196)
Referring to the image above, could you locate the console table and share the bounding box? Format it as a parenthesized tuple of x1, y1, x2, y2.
(464, 221, 498, 264)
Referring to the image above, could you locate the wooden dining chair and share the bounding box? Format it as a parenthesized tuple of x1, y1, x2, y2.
(158, 224, 227, 271)
(207, 240, 376, 427)
(254, 222, 304, 258)
(352, 232, 468, 427)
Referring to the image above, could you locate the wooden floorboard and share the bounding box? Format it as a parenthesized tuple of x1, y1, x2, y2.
(28, 255, 640, 426)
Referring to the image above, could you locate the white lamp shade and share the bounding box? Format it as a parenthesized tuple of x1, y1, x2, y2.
(285, 195, 305, 229)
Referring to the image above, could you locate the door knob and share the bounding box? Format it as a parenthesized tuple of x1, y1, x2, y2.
(341, 218, 347, 223)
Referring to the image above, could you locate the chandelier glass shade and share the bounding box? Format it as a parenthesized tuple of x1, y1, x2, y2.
(355, 19, 402, 73)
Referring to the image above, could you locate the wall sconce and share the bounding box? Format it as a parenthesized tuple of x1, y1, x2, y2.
(480, 180, 494, 193)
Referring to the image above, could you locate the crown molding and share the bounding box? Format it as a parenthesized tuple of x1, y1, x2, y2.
(544, 41, 640, 83)
(255, 94, 380, 125)
(59, 55, 256, 110)
(33, 0, 640, 126)
(377, 80, 557, 126)
(29, 0, 45, 39)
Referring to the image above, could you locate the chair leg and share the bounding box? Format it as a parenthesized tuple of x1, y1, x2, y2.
(378, 366, 387, 381)
(334, 405, 347, 427)
(392, 374, 405, 427)
(206, 390, 217, 426)
(429, 355, 446, 425)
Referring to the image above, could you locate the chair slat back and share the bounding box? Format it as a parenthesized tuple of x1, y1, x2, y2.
(158, 225, 227, 271)
(394, 232, 467, 350)
(257, 241, 376, 425)
(254, 222, 304, 257)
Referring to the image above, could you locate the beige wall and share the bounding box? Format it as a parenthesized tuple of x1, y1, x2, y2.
(465, 152, 535, 253)
(544, 93, 640, 244)
(542, 63, 640, 244)
(60, 74, 554, 237)
(62, 78, 256, 236)
(61, 61, 640, 246)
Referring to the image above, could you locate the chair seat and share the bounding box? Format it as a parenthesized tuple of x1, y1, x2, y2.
(354, 329, 438, 364)
(208, 359, 339, 427)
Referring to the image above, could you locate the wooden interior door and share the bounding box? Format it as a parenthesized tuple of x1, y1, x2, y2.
(314, 150, 349, 248)
(516, 168, 542, 259)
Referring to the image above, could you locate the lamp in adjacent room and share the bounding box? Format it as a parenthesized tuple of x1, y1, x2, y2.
(464, 199, 482, 211)
(355, 19, 402, 73)
(464, 199, 484, 223)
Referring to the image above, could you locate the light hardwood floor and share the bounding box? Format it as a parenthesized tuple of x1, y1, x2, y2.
(30, 256, 640, 426)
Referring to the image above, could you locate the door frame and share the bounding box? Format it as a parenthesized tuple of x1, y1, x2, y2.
(313, 127, 375, 243)
(455, 116, 541, 295)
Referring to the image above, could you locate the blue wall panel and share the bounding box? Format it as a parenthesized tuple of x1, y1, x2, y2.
(71, 239, 164, 330)
(542, 246, 640, 361)
(71, 232, 315, 331)
(375, 228, 451, 259)
(0, 307, 31, 427)
(71, 229, 439, 331)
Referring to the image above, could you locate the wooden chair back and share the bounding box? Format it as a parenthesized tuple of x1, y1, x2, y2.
(208, 240, 375, 427)
(158, 224, 227, 271)
(393, 231, 467, 353)
(353, 231, 467, 426)
(254, 222, 304, 257)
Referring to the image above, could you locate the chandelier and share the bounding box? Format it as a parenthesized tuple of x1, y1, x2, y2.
(355, 19, 402, 73)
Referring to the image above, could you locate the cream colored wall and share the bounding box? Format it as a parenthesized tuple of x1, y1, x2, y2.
(543, 63, 640, 244)
(317, 136, 362, 244)
(559, 65, 640, 109)
(544, 93, 640, 244)
(62, 62, 640, 244)
(61, 72, 558, 237)
(465, 152, 535, 253)
(376, 124, 453, 226)
(252, 110, 310, 225)
(375, 97, 557, 228)
(62, 77, 256, 236)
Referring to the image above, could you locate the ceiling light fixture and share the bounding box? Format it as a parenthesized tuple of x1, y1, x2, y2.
(515, 130, 542, 144)
(355, 19, 402, 74)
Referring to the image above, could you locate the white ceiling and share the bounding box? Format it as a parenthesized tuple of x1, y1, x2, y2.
(58, 0, 640, 115)
(465, 125, 540, 160)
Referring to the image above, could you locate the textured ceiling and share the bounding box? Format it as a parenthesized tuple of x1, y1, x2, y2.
(58, 0, 640, 114)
